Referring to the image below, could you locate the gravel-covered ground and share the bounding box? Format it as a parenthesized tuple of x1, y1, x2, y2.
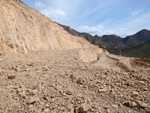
(0, 50, 150, 113)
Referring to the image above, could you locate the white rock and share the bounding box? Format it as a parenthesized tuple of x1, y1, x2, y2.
(19, 91, 26, 98)
(98, 88, 106, 93)
(133, 91, 139, 96)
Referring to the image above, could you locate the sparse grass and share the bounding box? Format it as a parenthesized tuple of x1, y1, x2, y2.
(122, 42, 150, 58)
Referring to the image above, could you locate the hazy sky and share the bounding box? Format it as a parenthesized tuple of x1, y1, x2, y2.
(22, 0, 150, 37)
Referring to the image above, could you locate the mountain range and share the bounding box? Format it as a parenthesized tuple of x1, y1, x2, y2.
(60, 24, 150, 58)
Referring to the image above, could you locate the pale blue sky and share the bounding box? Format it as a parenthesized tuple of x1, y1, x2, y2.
(22, 0, 150, 37)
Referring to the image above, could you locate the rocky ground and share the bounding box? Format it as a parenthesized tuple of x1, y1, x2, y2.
(0, 49, 150, 113)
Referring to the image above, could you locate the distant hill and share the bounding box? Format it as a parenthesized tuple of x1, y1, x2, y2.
(123, 29, 150, 48)
(60, 24, 150, 58)
(122, 42, 150, 58)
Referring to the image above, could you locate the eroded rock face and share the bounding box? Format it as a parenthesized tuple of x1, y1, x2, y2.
(0, 0, 107, 62)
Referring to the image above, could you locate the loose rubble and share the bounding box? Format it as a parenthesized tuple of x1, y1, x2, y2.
(0, 50, 150, 113)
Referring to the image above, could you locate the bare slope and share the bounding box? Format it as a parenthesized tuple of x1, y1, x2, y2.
(0, 0, 107, 62)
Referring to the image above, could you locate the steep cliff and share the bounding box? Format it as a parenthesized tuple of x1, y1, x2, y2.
(0, 0, 107, 61)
